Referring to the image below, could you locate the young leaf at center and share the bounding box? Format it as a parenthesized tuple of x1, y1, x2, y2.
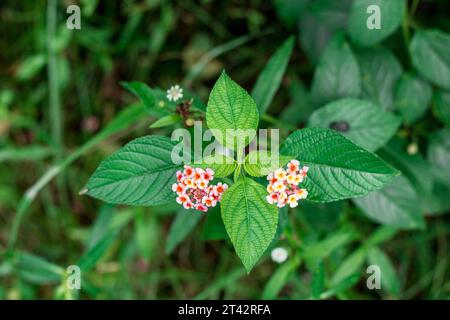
(221, 177, 279, 272)
(206, 71, 259, 151)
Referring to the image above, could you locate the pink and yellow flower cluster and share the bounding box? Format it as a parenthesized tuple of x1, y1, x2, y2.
(266, 160, 309, 208)
(172, 165, 228, 212)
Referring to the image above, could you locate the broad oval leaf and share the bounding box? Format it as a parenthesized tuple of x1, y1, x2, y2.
(298, 0, 353, 64)
(311, 33, 361, 107)
(206, 71, 259, 150)
(251, 36, 295, 115)
(85, 135, 182, 206)
(280, 127, 399, 202)
(243, 150, 291, 177)
(348, 0, 406, 46)
(308, 98, 401, 151)
(353, 176, 425, 229)
(221, 177, 278, 272)
(356, 46, 403, 110)
(433, 89, 450, 127)
(395, 73, 432, 124)
(410, 29, 450, 90)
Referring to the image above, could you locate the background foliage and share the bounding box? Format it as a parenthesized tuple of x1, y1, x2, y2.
(0, 0, 449, 299)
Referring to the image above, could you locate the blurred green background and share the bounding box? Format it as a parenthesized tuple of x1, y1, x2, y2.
(0, 0, 449, 299)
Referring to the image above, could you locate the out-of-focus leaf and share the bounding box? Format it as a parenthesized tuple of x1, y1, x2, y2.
(331, 248, 366, 286)
(165, 210, 203, 255)
(308, 98, 401, 151)
(428, 129, 450, 189)
(410, 29, 450, 90)
(348, 0, 406, 46)
(135, 209, 159, 261)
(15, 54, 47, 81)
(251, 36, 295, 115)
(380, 140, 450, 214)
(298, 201, 343, 231)
(311, 33, 361, 107)
(0, 146, 52, 163)
(303, 227, 357, 267)
(201, 207, 228, 241)
(433, 89, 450, 127)
(262, 255, 300, 299)
(280, 79, 313, 125)
(395, 73, 432, 124)
(356, 46, 403, 110)
(121, 82, 171, 117)
(367, 247, 401, 296)
(353, 176, 425, 229)
(17, 252, 63, 285)
(312, 261, 325, 299)
(149, 114, 181, 128)
(272, 0, 310, 28)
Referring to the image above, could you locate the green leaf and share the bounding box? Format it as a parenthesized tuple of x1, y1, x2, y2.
(303, 227, 357, 267)
(380, 140, 450, 214)
(251, 36, 295, 115)
(201, 207, 228, 241)
(299, 0, 352, 65)
(135, 209, 159, 261)
(356, 46, 403, 110)
(308, 98, 401, 152)
(298, 201, 343, 231)
(243, 150, 292, 177)
(85, 135, 182, 206)
(194, 154, 236, 178)
(312, 261, 325, 299)
(165, 210, 203, 255)
(77, 231, 118, 272)
(353, 176, 425, 229)
(331, 248, 366, 286)
(280, 79, 314, 125)
(395, 73, 432, 124)
(149, 114, 181, 128)
(17, 252, 64, 285)
(367, 247, 401, 296)
(272, 0, 310, 28)
(121, 81, 167, 116)
(16, 54, 47, 81)
(261, 255, 300, 299)
(428, 129, 450, 187)
(206, 71, 259, 150)
(280, 128, 399, 202)
(348, 0, 406, 46)
(410, 29, 450, 90)
(433, 89, 450, 127)
(311, 33, 361, 107)
(221, 177, 278, 272)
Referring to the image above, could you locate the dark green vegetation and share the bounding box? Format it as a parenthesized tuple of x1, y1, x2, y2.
(0, 0, 449, 299)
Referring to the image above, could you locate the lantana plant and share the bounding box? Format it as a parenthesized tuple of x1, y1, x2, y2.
(84, 71, 399, 272)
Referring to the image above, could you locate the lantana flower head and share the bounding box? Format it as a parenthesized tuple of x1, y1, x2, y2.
(172, 165, 228, 212)
(266, 159, 308, 208)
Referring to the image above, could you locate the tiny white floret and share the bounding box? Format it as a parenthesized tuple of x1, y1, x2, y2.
(271, 247, 288, 263)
